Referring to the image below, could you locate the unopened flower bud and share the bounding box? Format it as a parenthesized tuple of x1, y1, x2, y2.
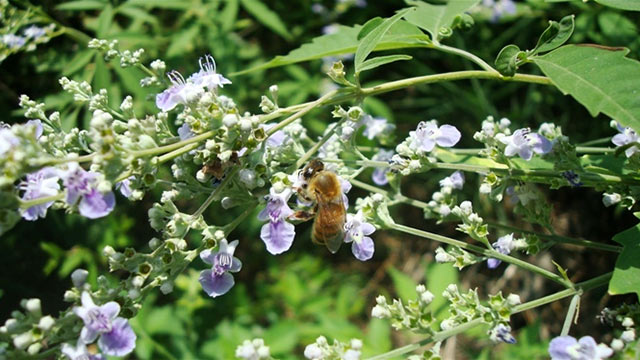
(371, 305, 391, 318)
(24, 298, 41, 315)
(603, 193, 621, 207)
(27, 342, 42, 355)
(622, 317, 634, 328)
(506, 294, 521, 306)
(13, 331, 33, 349)
(38, 316, 55, 331)
(63, 290, 78, 302)
(160, 282, 174, 294)
(350, 339, 363, 350)
(71, 269, 89, 288)
(223, 114, 237, 128)
(611, 339, 624, 351)
(621, 329, 636, 343)
(421, 291, 435, 304)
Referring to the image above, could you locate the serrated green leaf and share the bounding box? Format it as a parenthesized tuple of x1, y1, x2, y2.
(359, 55, 412, 73)
(495, 44, 522, 77)
(532, 45, 640, 132)
(355, 8, 413, 74)
(123, 0, 191, 9)
(240, 0, 292, 41)
(403, 0, 480, 43)
(56, 0, 106, 10)
(595, 0, 640, 11)
(233, 21, 426, 75)
(532, 15, 575, 55)
(609, 223, 640, 299)
(96, 4, 113, 38)
(388, 267, 418, 301)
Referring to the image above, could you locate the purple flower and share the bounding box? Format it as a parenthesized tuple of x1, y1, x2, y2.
(26, 119, 43, 138)
(339, 176, 352, 209)
(409, 121, 461, 153)
(261, 123, 287, 148)
(483, 0, 516, 22)
(115, 177, 134, 198)
(177, 123, 194, 141)
(61, 340, 105, 360)
(23, 25, 46, 39)
(362, 115, 394, 140)
(199, 239, 242, 297)
(549, 335, 613, 360)
(499, 128, 552, 160)
(344, 211, 376, 261)
(73, 292, 136, 356)
(61, 163, 115, 219)
(188, 54, 231, 90)
(19, 167, 60, 221)
(258, 188, 296, 254)
(487, 233, 515, 269)
(2, 34, 26, 49)
(491, 324, 516, 344)
(440, 171, 465, 190)
(371, 149, 393, 186)
(612, 123, 639, 157)
(155, 70, 204, 112)
(98, 318, 137, 356)
(0, 128, 19, 156)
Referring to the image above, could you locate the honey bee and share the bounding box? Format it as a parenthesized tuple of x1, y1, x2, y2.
(298, 159, 346, 254)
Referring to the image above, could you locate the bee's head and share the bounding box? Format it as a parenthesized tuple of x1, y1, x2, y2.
(302, 159, 325, 180)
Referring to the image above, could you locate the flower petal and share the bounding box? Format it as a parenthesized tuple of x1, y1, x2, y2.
(548, 336, 577, 360)
(199, 270, 235, 297)
(200, 249, 215, 265)
(260, 220, 295, 255)
(98, 317, 136, 356)
(80, 325, 99, 344)
(99, 301, 120, 320)
(436, 125, 461, 147)
(352, 236, 374, 261)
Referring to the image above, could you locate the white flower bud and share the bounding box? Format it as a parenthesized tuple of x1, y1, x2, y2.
(149, 238, 162, 250)
(621, 329, 635, 343)
(479, 183, 492, 194)
(196, 169, 211, 183)
(63, 290, 78, 302)
(132, 276, 145, 288)
(459, 201, 473, 214)
(371, 305, 391, 318)
(25, 298, 41, 315)
(435, 249, 452, 263)
(128, 289, 141, 299)
(160, 282, 174, 295)
(416, 284, 426, 293)
(603, 193, 621, 207)
(350, 339, 363, 350)
(440, 319, 456, 331)
(432, 192, 444, 202)
(150, 59, 166, 71)
(256, 345, 270, 358)
(506, 294, 521, 306)
(439, 204, 451, 217)
(622, 317, 634, 328)
(371, 193, 384, 202)
(4, 319, 17, 332)
(103, 245, 115, 257)
(446, 284, 458, 293)
(316, 336, 328, 346)
(13, 331, 33, 349)
(304, 343, 323, 359)
(214, 230, 226, 241)
(375, 295, 387, 305)
(409, 160, 421, 171)
(27, 343, 41, 355)
(71, 269, 89, 288)
(223, 114, 238, 128)
(420, 291, 435, 304)
(611, 338, 624, 351)
(239, 119, 252, 131)
(269, 85, 279, 93)
(38, 316, 55, 331)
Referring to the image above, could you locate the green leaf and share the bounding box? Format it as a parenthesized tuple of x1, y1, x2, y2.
(262, 321, 299, 354)
(358, 55, 412, 73)
(96, 4, 113, 38)
(63, 50, 95, 76)
(56, 0, 106, 10)
(425, 262, 458, 318)
(220, 0, 239, 32)
(355, 8, 413, 74)
(233, 21, 426, 75)
(388, 267, 418, 301)
(609, 223, 640, 299)
(240, 0, 292, 41)
(123, 0, 191, 9)
(595, 0, 640, 11)
(358, 17, 384, 40)
(117, 6, 159, 26)
(532, 15, 575, 55)
(495, 44, 522, 77)
(166, 25, 200, 58)
(532, 45, 640, 132)
(403, 0, 480, 43)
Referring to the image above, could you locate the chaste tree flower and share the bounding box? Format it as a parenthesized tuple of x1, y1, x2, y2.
(19, 167, 60, 221)
(72, 292, 136, 356)
(155, 70, 204, 112)
(258, 187, 296, 255)
(188, 54, 232, 90)
(362, 115, 395, 140)
(611, 122, 640, 157)
(0, 127, 19, 156)
(371, 149, 394, 186)
(344, 210, 376, 261)
(439, 170, 465, 190)
(498, 128, 552, 160)
(61, 163, 115, 219)
(61, 340, 105, 360)
(199, 239, 242, 298)
(487, 233, 516, 269)
(235, 338, 271, 360)
(408, 121, 461, 153)
(548, 335, 613, 360)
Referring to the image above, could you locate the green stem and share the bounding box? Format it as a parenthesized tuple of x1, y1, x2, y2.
(191, 167, 240, 219)
(266, 89, 339, 136)
(560, 294, 581, 336)
(366, 272, 611, 360)
(449, 147, 614, 155)
(389, 222, 572, 288)
(486, 222, 621, 253)
(294, 118, 347, 169)
(131, 131, 214, 158)
(434, 44, 499, 74)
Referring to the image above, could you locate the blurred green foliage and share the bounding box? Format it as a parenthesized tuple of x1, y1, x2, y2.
(2, 0, 640, 358)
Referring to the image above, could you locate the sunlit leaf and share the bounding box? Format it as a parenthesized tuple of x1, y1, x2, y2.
(240, 0, 292, 41)
(403, 0, 480, 42)
(595, 0, 640, 11)
(358, 54, 412, 73)
(388, 267, 418, 301)
(609, 223, 640, 299)
(56, 0, 106, 11)
(532, 45, 640, 132)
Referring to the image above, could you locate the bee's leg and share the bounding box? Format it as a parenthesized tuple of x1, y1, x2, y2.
(290, 209, 315, 222)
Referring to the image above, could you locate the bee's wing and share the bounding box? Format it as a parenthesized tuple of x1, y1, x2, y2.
(312, 196, 346, 254)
